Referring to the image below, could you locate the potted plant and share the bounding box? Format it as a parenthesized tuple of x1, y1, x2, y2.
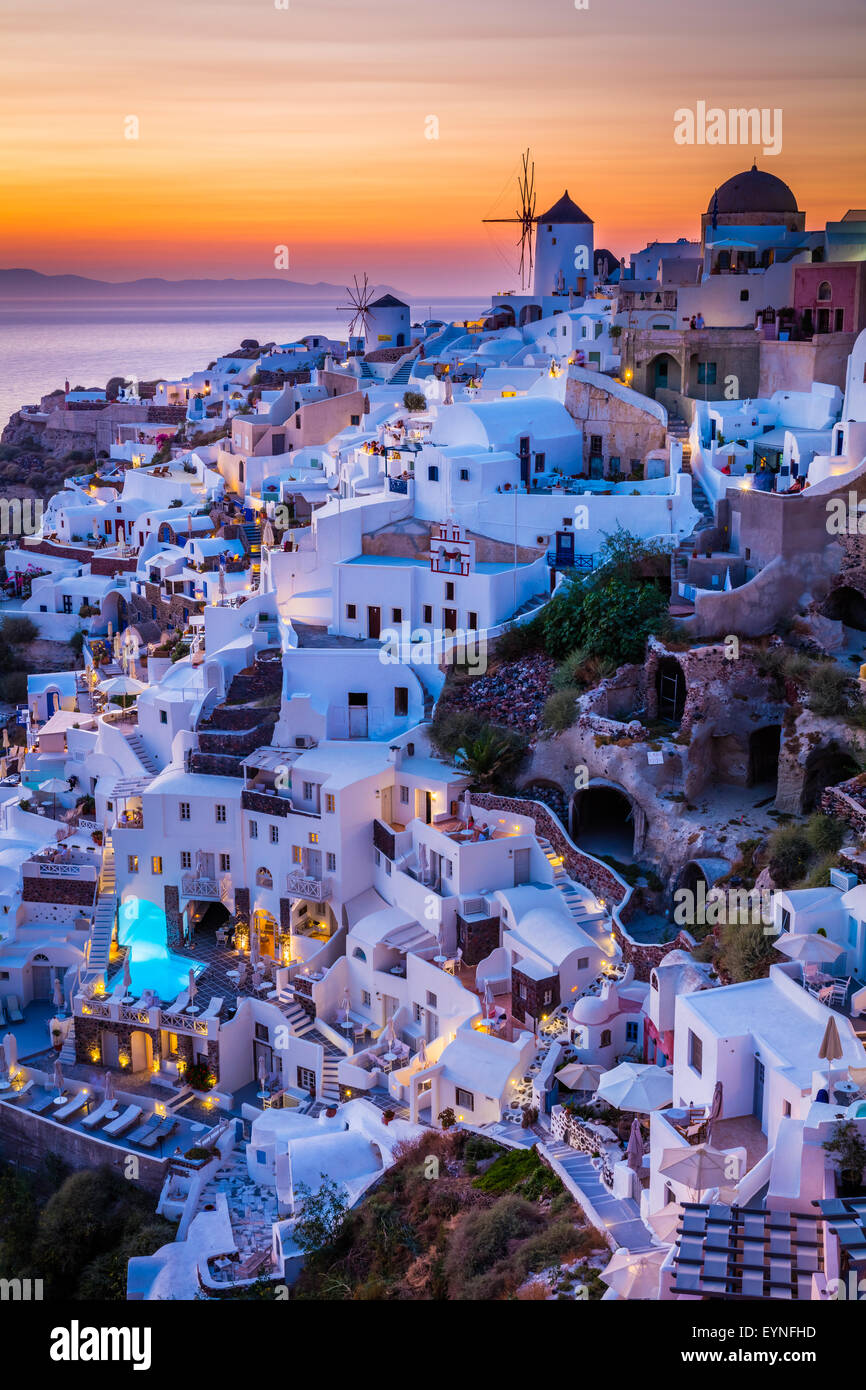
(438, 1106, 456, 1130)
(823, 1120, 866, 1195)
(325, 1105, 337, 1118)
(381, 1108, 395, 1126)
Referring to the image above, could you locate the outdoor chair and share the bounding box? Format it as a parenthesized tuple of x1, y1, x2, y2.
(0, 1000, 6, 1027)
(6, 995, 23, 1023)
(55, 1091, 89, 1121)
(4, 1080, 33, 1102)
(139, 1116, 177, 1149)
(82, 1098, 121, 1129)
(103, 1104, 142, 1137)
(128, 1113, 163, 1145)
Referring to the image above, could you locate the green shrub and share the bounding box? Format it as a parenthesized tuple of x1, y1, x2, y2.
(767, 824, 812, 888)
(806, 813, 846, 856)
(402, 391, 426, 412)
(1, 616, 38, 645)
(494, 614, 545, 662)
(807, 665, 852, 717)
(542, 688, 579, 732)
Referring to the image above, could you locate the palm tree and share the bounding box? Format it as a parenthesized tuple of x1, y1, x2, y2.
(453, 728, 524, 789)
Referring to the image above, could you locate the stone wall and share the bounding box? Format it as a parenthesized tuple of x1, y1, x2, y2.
(0, 1101, 168, 1193)
(456, 912, 500, 966)
(22, 877, 97, 907)
(511, 964, 559, 1025)
(470, 791, 628, 905)
(164, 884, 182, 948)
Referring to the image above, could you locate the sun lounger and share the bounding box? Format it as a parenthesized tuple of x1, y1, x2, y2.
(198, 996, 223, 1021)
(28, 1092, 61, 1115)
(127, 1113, 163, 1145)
(138, 1116, 177, 1149)
(6, 996, 23, 1023)
(3, 1080, 33, 1102)
(0, 1001, 7, 1027)
(103, 1104, 142, 1136)
(54, 1090, 89, 1121)
(81, 1097, 120, 1129)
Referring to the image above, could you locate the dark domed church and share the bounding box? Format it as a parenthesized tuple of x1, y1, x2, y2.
(700, 163, 806, 252)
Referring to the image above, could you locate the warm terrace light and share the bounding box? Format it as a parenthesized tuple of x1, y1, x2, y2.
(119, 1052, 130, 1068)
(89, 1047, 100, 1062)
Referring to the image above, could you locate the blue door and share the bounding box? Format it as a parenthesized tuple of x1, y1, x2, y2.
(46, 690, 60, 717)
(753, 1058, 765, 1121)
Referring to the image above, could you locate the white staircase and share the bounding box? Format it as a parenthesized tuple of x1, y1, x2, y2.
(86, 838, 117, 980)
(275, 993, 316, 1037)
(124, 731, 159, 776)
(537, 836, 609, 946)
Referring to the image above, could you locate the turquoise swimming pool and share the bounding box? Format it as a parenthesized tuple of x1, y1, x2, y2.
(112, 896, 204, 1002)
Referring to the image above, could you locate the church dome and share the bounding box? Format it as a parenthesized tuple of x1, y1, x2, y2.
(708, 164, 798, 216)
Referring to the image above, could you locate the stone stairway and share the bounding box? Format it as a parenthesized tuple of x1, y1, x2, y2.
(537, 836, 610, 948)
(541, 1138, 654, 1251)
(319, 1053, 340, 1103)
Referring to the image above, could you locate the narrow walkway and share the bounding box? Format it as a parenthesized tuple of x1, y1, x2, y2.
(541, 1138, 654, 1251)
(537, 835, 610, 949)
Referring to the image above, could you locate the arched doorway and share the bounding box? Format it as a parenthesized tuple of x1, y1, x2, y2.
(571, 783, 636, 860)
(748, 725, 781, 790)
(647, 353, 681, 398)
(130, 1029, 153, 1073)
(801, 746, 859, 813)
(197, 902, 230, 939)
(822, 586, 866, 632)
(656, 658, 686, 724)
(518, 304, 543, 327)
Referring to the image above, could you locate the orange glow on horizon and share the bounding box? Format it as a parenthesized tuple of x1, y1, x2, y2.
(1, 0, 863, 294)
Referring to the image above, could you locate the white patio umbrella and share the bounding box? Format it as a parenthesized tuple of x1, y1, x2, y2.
(257, 1053, 268, 1098)
(555, 1062, 603, 1093)
(97, 675, 146, 697)
(659, 1143, 732, 1193)
(52, 977, 65, 1011)
(383, 1014, 398, 1050)
(261, 518, 275, 549)
(0, 1041, 7, 1084)
(339, 990, 351, 1026)
(599, 1246, 667, 1300)
(417, 843, 428, 884)
(596, 1062, 673, 1113)
(250, 930, 261, 968)
(819, 1013, 844, 1097)
(122, 953, 132, 999)
(187, 968, 198, 1013)
(39, 777, 69, 818)
(461, 788, 472, 825)
(647, 1203, 684, 1244)
(235, 960, 247, 990)
(4, 1032, 17, 1072)
(53, 1060, 65, 1097)
(776, 933, 844, 965)
(103, 1070, 115, 1101)
(414, 1038, 430, 1071)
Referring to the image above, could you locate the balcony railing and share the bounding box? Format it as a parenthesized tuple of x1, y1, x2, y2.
(286, 871, 330, 901)
(181, 873, 233, 904)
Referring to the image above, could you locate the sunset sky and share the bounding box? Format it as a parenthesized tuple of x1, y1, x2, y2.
(1, 0, 864, 294)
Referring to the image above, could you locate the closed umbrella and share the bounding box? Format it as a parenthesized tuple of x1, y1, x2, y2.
(250, 931, 260, 968)
(53, 977, 64, 1012)
(53, 1060, 65, 1097)
(122, 953, 132, 999)
(4, 1032, 17, 1072)
(257, 1053, 268, 1098)
(414, 1038, 430, 1071)
(417, 843, 428, 884)
(599, 1246, 666, 1300)
(261, 518, 275, 549)
(597, 1062, 673, 1113)
(482, 976, 496, 1018)
(659, 1143, 731, 1194)
(187, 968, 198, 1013)
(103, 1071, 115, 1102)
(706, 1079, 723, 1144)
(555, 1062, 603, 1093)
(819, 1013, 844, 1097)
(776, 933, 844, 965)
(0, 1041, 7, 1085)
(626, 1117, 646, 1176)
(461, 788, 472, 825)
